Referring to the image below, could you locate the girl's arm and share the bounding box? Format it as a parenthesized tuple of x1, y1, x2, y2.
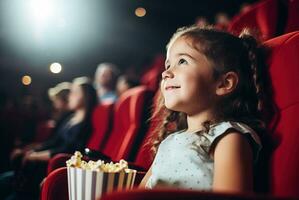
(212, 132, 253, 193)
(139, 165, 153, 189)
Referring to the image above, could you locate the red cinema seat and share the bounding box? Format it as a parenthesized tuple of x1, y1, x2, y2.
(228, 0, 279, 41)
(102, 86, 154, 162)
(133, 91, 161, 170)
(87, 103, 114, 151)
(141, 54, 165, 91)
(263, 31, 299, 197)
(41, 167, 68, 200)
(284, 0, 299, 34)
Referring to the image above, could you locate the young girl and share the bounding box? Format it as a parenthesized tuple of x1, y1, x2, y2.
(140, 26, 268, 193)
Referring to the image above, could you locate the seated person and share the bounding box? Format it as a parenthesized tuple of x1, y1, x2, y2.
(116, 75, 140, 96)
(94, 63, 120, 103)
(10, 82, 72, 162)
(24, 77, 98, 162)
(0, 77, 98, 199)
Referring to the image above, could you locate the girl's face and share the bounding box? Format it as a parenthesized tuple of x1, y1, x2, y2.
(161, 37, 217, 115)
(68, 84, 84, 111)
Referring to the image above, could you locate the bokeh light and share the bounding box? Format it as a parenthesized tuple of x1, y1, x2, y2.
(22, 75, 32, 85)
(50, 62, 62, 74)
(135, 7, 146, 17)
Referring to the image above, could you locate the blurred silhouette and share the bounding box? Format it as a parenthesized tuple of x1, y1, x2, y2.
(94, 63, 120, 103)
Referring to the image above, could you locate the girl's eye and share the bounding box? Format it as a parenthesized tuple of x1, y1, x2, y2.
(165, 64, 170, 70)
(178, 58, 187, 65)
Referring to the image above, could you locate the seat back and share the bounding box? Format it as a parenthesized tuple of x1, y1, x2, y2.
(134, 91, 161, 170)
(141, 54, 165, 91)
(41, 167, 68, 200)
(284, 0, 299, 33)
(263, 31, 299, 197)
(228, 0, 279, 41)
(86, 103, 114, 151)
(102, 86, 154, 161)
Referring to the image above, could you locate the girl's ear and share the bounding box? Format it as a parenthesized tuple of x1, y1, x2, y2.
(215, 72, 239, 96)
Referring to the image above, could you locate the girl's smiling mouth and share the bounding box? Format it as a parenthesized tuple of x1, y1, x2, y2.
(165, 85, 181, 91)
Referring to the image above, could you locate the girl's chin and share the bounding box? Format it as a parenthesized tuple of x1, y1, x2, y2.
(164, 103, 184, 112)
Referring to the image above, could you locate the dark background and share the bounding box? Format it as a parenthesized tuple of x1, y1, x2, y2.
(0, 0, 257, 101)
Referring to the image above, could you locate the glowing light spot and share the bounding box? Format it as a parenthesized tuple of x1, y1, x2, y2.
(22, 75, 32, 85)
(135, 7, 146, 17)
(50, 62, 62, 74)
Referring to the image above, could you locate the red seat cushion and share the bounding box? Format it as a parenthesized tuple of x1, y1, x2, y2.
(228, 0, 279, 41)
(87, 103, 114, 151)
(264, 31, 299, 197)
(41, 167, 68, 200)
(141, 54, 165, 91)
(284, 0, 299, 34)
(102, 86, 154, 161)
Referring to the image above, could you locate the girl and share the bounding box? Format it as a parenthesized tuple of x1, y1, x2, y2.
(140, 26, 268, 193)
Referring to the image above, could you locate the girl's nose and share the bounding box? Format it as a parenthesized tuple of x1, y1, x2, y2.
(162, 68, 174, 80)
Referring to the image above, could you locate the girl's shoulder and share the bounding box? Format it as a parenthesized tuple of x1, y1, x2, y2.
(204, 121, 262, 162)
(208, 121, 261, 143)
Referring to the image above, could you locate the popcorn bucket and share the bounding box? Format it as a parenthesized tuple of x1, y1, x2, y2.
(67, 167, 137, 200)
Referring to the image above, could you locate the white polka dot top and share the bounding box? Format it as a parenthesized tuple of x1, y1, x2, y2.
(145, 121, 262, 191)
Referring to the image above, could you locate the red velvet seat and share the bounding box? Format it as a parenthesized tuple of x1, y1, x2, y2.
(284, 0, 299, 34)
(101, 86, 154, 162)
(87, 103, 114, 151)
(141, 55, 165, 91)
(263, 31, 299, 197)
(228, 0, 279, 41)
(41, 167, 68, 200)
(133, 91, 161, 170)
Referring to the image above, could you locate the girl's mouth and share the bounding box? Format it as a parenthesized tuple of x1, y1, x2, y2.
(165, 86, 181, 91)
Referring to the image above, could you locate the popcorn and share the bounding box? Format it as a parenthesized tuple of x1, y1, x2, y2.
(66, 151, 130, 173)
(66, 151, 137, 200)
(66, 151, 83, 168)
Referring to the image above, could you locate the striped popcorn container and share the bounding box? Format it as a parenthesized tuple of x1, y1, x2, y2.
(67, 167, 137, 200)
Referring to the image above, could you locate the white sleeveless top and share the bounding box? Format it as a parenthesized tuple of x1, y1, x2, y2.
(145, 121, 262, 191)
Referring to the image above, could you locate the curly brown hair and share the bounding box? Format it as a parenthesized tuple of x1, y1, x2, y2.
(149, 26, 271, 154)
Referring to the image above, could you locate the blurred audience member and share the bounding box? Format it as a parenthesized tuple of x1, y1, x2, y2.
(116, 75, 140, 96)
(240, 3, 252, 14)
(195, 16, 209, 28)
(94, 63, 120, 103)
(9, 82, 72, 162)
(48, 82, 72, 123)
(215, 12, 230, 30)
(24, 77, 97, 162)
(0, 77, 98, 199)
